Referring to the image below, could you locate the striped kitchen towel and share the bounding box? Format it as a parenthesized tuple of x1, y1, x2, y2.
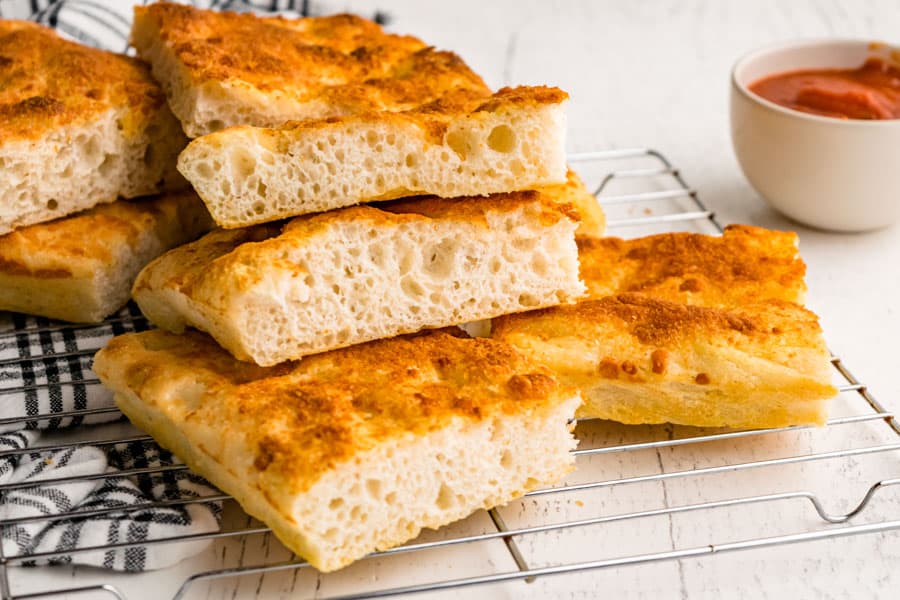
(0, 436, 221, 571)
(0, 305, 221, 571)
(0, 304, 148, 434)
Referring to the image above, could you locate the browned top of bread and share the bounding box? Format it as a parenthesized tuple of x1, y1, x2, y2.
(0, 191, 211, 280)
(497, 294, 808, 348)
(536, 169, 605, 238)
(94, 329, 568, 495)
(0, 20, 167, 142)
(378, 187, 574, 226)
(134, 3, 490, 113)
(192, 85, 569, 151)
(578, 224, 806, 306)
(134, 189, 574, 298)
(492, 293, 833, 387)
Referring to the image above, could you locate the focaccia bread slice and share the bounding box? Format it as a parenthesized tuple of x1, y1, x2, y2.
(0, 21, 187, 235)
(131, 3, 490, 137)
(93, 329, 580, 572)
(177, 86, 569, 228)
(133, 189, 584, 366)
(0, 192, 213, 323)
(492, 294, 836, 429)
(542, 169, 605, 239)
(578, 224, 806, 305)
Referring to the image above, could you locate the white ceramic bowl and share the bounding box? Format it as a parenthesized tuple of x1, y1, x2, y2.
(730, 39, 900, 232)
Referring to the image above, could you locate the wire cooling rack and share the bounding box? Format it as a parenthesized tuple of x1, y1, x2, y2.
(1, 148, 899, 599)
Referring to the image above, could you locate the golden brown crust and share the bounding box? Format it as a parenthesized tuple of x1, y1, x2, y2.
(577, 224, 806, 306)
(378, 187, 571, 227)
(196, 85, 569, 150)
(135, 3, 490, 116)
(536, 169, 605, 238)
(470, 85, 569, 114)
(495, 293, 817, 354)
(0, 20, 167, 142)
(95, 329, 568, 495)
(0, 191, 211, 281)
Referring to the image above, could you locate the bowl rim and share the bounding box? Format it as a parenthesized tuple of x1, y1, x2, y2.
(731, 37, 900, 128)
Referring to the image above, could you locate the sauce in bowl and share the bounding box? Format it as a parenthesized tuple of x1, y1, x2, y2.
(749, 58, 900, 120)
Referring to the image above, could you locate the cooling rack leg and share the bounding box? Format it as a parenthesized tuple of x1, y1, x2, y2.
(487, 508, 535, 584)
(0, 560, 10, 600)
(0, 524, 10, 600)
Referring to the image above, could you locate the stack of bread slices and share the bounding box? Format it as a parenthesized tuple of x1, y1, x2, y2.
(93, 3, 592, 573)
(1, 2, 838, 573)
(0, 19, 213, 322)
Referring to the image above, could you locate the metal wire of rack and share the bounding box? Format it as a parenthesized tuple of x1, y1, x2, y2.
(0, 148, 898, 600)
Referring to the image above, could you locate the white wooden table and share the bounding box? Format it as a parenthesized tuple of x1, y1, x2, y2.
(12, 1, 900, 598)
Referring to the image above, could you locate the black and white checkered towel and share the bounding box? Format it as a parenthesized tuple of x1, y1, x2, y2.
(0, 305, 148, 434)
(0, 306, 222, 571)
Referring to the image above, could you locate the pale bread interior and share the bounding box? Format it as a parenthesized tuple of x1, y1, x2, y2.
(177, 100, 567, 228)
(0, 106, 186, 235)
(0, 245, 161, 324)
(576, 367, 830, 428)
(537, 334, 833, 428)
(135, 201, 584, 366)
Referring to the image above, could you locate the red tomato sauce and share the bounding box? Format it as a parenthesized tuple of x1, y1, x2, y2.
(749, 58, 900, 120)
